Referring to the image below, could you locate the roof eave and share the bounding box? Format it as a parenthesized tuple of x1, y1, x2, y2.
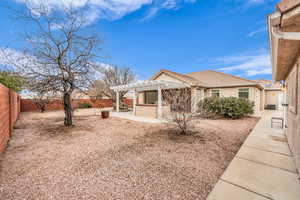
(206, 84, 263, 90)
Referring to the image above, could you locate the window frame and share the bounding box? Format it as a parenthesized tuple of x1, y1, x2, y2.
(238, 88, 250, 99)
(144, 90, 158, 105)
(211, 89, 220, 97)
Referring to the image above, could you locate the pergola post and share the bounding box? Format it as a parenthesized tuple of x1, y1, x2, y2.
(133, 90, 136, 115)
(157, 86, 162, 119)
(116, 91, 120, 112)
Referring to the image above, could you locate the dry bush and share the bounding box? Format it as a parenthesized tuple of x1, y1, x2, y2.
(163, 88, 195, 135)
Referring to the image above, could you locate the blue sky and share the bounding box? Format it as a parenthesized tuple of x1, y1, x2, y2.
(0, 0, 278, 80)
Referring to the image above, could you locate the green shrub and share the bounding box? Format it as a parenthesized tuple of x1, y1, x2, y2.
(198, 97, 254, 119)
(79, 102, 92, 108)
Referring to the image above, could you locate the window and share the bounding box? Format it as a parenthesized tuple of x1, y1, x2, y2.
(144, 91, 158, 104)
(211, 89, 220, 97)
(238, 88, 249, 99)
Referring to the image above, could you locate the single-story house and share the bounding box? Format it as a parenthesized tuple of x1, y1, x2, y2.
(268, 0, 300, 174)
(111, 69, 283, 118)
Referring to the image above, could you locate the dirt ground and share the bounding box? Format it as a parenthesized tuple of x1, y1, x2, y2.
(0, 109, 259, 200)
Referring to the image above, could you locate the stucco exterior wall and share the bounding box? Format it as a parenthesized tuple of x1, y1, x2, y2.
(137, 92, 145, 104)
(265, 90, 279, 105)
(205, 87, 261, 115)
(264, 90, 284, 110)
(135, 105, 157, 118)
(154, 73, 184, 83)
(285, 57, 300, 174)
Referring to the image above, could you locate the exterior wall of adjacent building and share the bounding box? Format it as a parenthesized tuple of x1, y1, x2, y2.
(264, 90, 284, 110)
(285, 57, 300, 174)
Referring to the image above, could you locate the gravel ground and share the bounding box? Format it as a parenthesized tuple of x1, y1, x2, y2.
(0, 109, 259, 200)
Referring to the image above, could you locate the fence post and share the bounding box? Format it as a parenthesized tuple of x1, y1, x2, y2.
(8, 89, 12, 137)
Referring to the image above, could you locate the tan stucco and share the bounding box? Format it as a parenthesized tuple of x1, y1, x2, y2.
(137, 92, 144, 104)
(135, 105, 157, 118)
(205, 87, 262, 115)
(135, 105, 170, 119)
(285, 56, 300, 174)
(154, 73, 186, 84)
(265, 90, 282, 107)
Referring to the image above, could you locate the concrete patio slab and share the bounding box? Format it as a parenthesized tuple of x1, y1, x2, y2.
(244, 136, 291, 156)
(206, 111, 300, 200)
(237, 146, 297, 173)
(221, 158, 300, 200)
(207, 180, 269, 200)
(111, 111, 167, 123)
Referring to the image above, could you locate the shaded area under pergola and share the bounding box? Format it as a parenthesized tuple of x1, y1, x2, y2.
(110, 80, 188, 119)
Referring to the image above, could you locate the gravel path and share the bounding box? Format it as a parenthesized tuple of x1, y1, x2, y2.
(0, 109, 259, 200)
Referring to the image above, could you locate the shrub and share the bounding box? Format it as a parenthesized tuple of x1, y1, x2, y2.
(198, 97, 254, 119)
(78, 102, 92, 108)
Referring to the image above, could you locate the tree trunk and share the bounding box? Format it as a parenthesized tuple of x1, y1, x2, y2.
(63, 92, 73, 126)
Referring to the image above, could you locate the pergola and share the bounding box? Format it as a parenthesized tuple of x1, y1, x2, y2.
(110, 80, 189, 118)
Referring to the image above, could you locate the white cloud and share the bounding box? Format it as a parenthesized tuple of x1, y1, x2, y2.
(247, 0, 266, 4)
(0, 47, 28, 70)
(13, 0, 197, 24)
(248, 27, 267, 37)
(216, 51, 272, 77)
(142, 0, 195, 20)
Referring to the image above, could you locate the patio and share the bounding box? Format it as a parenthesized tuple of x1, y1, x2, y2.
(111, 111, 167, 123)
(110, 80, 196, 119)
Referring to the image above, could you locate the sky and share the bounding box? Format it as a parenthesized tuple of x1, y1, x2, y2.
(0, 0, 278, 81)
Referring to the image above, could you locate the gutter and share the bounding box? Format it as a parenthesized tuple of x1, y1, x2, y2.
(268, 10, 300, 80)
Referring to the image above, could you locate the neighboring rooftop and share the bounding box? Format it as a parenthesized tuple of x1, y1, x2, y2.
(254, 80, 282, 90)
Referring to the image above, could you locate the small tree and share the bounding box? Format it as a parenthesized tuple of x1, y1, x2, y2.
(32, 93, 50, 113)
(93, 65, 135, 102)
(0, 71, 24, 92)
(2, 3, 100, 126)
(163, 88, 194, 135)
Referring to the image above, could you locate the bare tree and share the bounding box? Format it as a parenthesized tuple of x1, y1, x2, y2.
(32, 93, 50, 113)
(2, 3, 100, 126)
(93, 65, 135, 102)
(163, 88, 195, 135)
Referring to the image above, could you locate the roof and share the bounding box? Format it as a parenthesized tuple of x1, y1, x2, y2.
(151, 69, 208, 87)
(277, 0, 300, 13)
(268, 0, 300, 80)
(152, 69, 263, 89)
(254, 80, 282, 90)
(186, 70, 262, 89)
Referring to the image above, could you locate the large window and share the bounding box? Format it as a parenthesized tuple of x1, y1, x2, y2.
(211, 89, 220, 97)
(144, 91, 158, 104)
(238, 88, 249, 99)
